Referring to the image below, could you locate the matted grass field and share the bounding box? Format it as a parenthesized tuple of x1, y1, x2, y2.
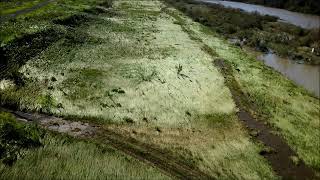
(0, 0, 319, 179)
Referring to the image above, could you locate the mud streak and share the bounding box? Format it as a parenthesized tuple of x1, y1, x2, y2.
(213, 59, 315, 179)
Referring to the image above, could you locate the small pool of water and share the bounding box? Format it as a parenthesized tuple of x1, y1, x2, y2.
(258, 53, 320, 97)
(199, 0, 320, 29)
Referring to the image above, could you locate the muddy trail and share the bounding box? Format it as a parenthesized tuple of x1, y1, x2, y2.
(151, 6, 317, 179)
(0, 0, 54, 21)
(213, 59, 316, 179)
(3, 109, 213, 180)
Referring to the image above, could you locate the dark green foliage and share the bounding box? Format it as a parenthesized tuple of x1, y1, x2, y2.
(38, 93, 55, 113)
(0, 28, 64, 81)
(99, 0, 114, 8)
(165, 0, 320, 64)
(60, 68, 105, 101)
(0, 112, 43, 166)
(52, 14, 93, 27)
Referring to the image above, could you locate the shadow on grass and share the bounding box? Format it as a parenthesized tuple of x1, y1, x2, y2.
(0, 1, 115, 85)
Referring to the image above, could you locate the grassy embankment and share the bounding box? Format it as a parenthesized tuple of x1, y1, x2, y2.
(0, 0, 112, 45)
(165, 0, 320, 65)
(0, 0, 278, 179)
(164, 0, 320, 172)
(0, 0, 43, 16)
(0, 112, 169, 180)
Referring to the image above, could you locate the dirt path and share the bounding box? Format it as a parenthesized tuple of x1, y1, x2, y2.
(213, 59, 316, 179)
(0, 0, 54, 21)
(4, 109, 213, 180)
(162, 4, 316, 178)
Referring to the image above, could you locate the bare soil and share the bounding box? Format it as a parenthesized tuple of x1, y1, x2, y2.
(213, 58, 316, 179)
(5, 109, 214, 180)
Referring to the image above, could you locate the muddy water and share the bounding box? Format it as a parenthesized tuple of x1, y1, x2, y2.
(214, 59, 316, 179)
(199, 0, 320, 29)
(258, 53, 320, 97)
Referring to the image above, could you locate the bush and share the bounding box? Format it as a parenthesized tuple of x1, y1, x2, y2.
(166, 0, 319, 64)
(0, 112, 43, 165)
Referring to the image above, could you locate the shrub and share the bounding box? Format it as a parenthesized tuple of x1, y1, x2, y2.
(0, 112, 43, 165)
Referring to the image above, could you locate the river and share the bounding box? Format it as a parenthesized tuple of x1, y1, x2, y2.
(258, 53, 320, 97)
(199, 0, 320, 29)
(200, 0, 320, 97)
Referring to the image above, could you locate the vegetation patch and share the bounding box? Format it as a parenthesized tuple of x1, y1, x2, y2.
(1, 28, 64, 81)
(171, 9, 320, 170)
(3, 0, 319, 179)
(164, 0, 320, 65)
(0, 0, 42, 16)
(0, 112, 43, 166)
(0, 112, 169, 180)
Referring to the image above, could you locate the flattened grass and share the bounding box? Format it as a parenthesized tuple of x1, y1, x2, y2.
(176, 9, 320, 170)
(1, 0, 278, 179)
(103, 113, 277, 179)
(1, 0, 236, 126)
(0, 0, 113, 45)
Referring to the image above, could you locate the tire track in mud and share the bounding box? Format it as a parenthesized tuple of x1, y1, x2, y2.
(213, 59, 316, 179)
(4, 109, 213, 180)
(0, 0, 55, 21)
(163, 3, 316, 178)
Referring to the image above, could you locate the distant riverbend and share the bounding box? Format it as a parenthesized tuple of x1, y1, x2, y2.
(198, 0, 320, 29)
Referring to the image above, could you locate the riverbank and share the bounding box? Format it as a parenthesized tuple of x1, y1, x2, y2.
(164, 0, 320, 171)
(200, 0, 320, 29)
(229, 0, 320, 15)
(169, 0, 320, 65)
(0, 0, 319, 179)
(0, 0, 277, 178)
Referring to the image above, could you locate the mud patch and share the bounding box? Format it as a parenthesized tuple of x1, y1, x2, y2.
(213, 58, 315, 179)
(5, 108, 214, 180)
(9, 110, 97, 138)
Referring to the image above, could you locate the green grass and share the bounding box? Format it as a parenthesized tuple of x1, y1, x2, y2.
(0, 0, 278, 178)
(1, 0, 235, 125)
(0, 0, 112, 45)
(0, 112, 43, 165)
(0, 0, 42, 15)
(165, 0, 320, 65)
(107, 113, 277, 179)
(3, 0, 318, 178)
(173, 8, 320, 170)
(0, 112, 169, 180)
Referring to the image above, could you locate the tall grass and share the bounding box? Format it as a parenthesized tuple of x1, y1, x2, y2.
(0, 112, 169, 180)
(0, 112, 42, 165)
(177, 10, 320, 170)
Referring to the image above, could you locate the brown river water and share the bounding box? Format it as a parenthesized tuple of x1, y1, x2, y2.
(258, 53, 320, 97)
(200, 0, 320, 97)
(199, 0, 320, 29)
